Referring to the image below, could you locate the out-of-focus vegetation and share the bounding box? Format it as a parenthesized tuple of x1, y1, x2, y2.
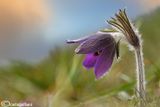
(1, 9, 160, 107)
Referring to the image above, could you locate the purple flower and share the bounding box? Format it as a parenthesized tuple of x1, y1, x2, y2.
(67, 32, 119, 79)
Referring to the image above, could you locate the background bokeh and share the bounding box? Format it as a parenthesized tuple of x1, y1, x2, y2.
(0, 0, 160, 107)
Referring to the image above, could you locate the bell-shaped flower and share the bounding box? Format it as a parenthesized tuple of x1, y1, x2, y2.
(67, 32, 119, 79)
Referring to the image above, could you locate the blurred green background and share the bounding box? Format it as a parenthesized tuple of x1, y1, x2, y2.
(0, 0, 160, 107)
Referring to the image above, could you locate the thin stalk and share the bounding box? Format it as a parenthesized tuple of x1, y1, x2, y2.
(107, 9, 146, 106)
(135, 45, 146, 106)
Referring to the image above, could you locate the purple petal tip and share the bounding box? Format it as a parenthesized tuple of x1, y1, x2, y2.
(66, 40, 74, 43)
(83, 54, 97, 69)
(95, 70, 108, 79)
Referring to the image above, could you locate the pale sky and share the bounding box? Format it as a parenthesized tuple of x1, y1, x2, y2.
(0, 0, 159, 64)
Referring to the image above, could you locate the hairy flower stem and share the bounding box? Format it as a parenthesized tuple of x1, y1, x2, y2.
(135, 45, 146, 106)
(107, 9, 146, 106)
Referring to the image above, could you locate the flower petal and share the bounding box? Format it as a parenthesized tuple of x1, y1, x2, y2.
(94, 44, 116, 79)
(83, 54, 98, 69)
(66, 36, 89, 44)
(75, 33, 114, 54)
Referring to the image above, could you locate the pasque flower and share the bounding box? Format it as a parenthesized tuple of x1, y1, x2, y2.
(67, 9, 146, 106)
(67, 32, 119, 79)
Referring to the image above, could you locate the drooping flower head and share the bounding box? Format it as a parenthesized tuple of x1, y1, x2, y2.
(67, 32, 119, 79)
